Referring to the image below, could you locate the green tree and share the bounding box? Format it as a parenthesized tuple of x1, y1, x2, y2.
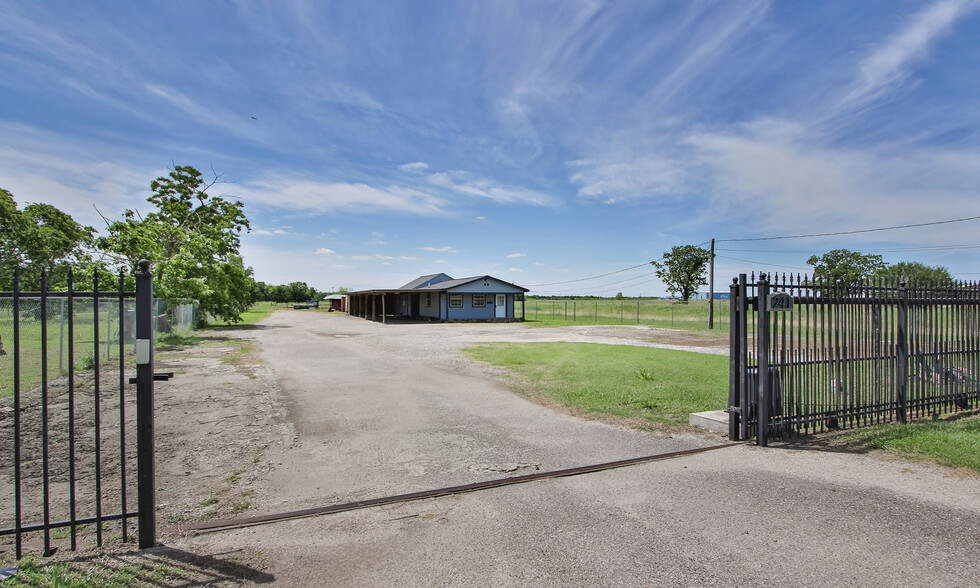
(251, 280, 270, 302)
(806, 249, 886, 286)
(286, 281, 317, 303)
(0, 188, 96, 290)
(874, 261, 954, 286)
(652, 245, 711, 302)
(97, 165, 252, 324)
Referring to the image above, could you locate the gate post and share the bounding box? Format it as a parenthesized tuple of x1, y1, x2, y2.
(728, 277, 741, 440)
(135, 260, 157, 549)
(757, 273, 771, 447)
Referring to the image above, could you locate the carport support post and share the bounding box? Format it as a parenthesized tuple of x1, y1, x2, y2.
(135, 260, 156, 549)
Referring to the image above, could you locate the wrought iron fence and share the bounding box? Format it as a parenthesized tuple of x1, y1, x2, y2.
(729, 273, 980, 446)
(0, 265, 164, 557)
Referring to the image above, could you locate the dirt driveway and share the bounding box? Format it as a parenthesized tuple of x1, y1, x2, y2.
(152, 312, 978, 587)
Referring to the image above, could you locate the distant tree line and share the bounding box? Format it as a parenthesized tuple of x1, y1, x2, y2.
(251, 281, 328, 304)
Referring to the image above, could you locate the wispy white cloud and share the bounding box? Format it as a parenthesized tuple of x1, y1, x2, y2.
(419, 246, 457, 253)
(425, 170, 555, 206)
(686, 119, 980, 241)
(313, 248, 337, 255)
(239, 178, 451, 216)
(638, 1, 772, 109)
(507, 253, 526, 258)
(253, 226, 292, 236)
(0, 122, 157, 228)
(399, 162, 429, 173)
(568, 157, 684, 204)
(838, 0, 976, 112)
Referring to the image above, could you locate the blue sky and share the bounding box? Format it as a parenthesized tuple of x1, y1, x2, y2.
(2, 0, 979, 296)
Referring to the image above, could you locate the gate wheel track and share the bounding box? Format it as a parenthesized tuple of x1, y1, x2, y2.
(179, 442, 743, 534)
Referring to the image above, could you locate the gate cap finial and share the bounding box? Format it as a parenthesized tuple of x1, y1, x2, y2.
(138, 259, 150, 273)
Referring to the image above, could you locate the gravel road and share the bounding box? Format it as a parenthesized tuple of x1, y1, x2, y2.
(173, 312, 980, 587)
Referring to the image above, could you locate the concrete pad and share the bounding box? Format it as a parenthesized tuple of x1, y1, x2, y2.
(689, 409, 729, 434)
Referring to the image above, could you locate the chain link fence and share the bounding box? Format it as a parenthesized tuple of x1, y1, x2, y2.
(0, 297, 197, 398)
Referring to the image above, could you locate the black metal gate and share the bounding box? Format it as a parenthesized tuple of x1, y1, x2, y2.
(0, 262, 158, 558)
(729, 273, 980, 446)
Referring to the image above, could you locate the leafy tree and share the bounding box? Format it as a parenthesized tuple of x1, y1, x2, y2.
(0, 188, 96, 290)
(97, 165, 252, 324)
(806, 249, 885, 287)
(874, 261, 954, 287)
(652, 245, 711, 302)
(286, 281, 318, 303)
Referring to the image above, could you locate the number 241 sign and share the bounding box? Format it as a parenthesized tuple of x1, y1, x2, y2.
(768, 292, 794, 312)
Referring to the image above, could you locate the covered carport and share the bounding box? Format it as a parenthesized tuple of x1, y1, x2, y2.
(346, 289, 404, 323)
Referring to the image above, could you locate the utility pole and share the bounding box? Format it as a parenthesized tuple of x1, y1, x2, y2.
(708, 238, 715, 329)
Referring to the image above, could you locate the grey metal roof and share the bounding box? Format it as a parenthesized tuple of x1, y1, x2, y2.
(350, 274, 529, 296)
(400, 273, 452, 289)
(414, 275, 529, 292)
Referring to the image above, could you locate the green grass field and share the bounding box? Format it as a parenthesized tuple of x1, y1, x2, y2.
(0, 297, 203, 399)
(522, 298, 729, 331)
(464, 342, 729, 426)
(0, 302, 133, 399)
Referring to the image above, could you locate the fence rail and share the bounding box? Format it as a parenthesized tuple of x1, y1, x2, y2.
(729, 273, 980, 445)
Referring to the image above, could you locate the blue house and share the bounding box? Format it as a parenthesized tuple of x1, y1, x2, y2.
(348, 273, 529, 322)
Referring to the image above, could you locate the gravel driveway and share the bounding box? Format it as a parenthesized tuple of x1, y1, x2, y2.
(173, 312, 980, 587)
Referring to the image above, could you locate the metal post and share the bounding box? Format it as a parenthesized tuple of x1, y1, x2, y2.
(40, 268, 52, 556)
(738, 274, 749, 441)
(728, 277, 740, 440)
(896, 282, 908, 424)
(92, 269, 104, 547)
(12, 268, 22, 559)
(67, 269, 77, 550)
(757, 273, 770, 447)
(135, 260, 156, 549)
(709, 238, 715, 329)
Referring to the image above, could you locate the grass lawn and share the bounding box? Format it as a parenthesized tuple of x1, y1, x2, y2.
(464, 342, 729, 427)
(843, 414, 980, 474)
(522, 298, 729, 332)
(221, 300, 278, 326)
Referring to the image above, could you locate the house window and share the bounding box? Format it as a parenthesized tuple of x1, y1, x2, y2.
(472, 294, 486, 307)
(449, 293, 463, 308)
(426, 293, 431, 308)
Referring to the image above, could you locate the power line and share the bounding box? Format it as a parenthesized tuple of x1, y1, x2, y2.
(713, 255, 809, 271)
(532, 271, 660, 295)
(718, 243, 980, 254)
(524, 261, 659, 287)
(717, 214, 980, 243)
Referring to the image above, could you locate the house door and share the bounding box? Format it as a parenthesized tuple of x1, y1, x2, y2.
(495, 294, 506, 318)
